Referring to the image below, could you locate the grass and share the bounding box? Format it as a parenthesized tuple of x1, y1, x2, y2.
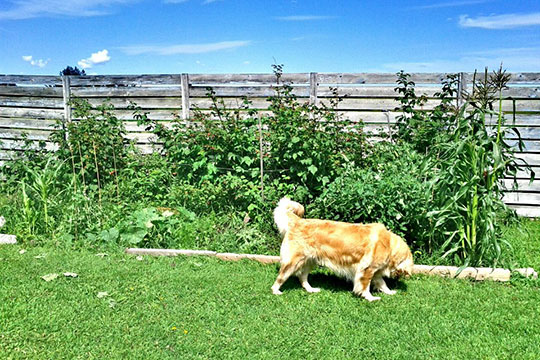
(1, 243, 540, 359)
(502, 219, 540, 270)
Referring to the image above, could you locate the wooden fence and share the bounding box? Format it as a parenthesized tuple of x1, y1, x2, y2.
(1, 72, 539, 216)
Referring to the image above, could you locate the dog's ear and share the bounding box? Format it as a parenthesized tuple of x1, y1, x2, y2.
(295, 204, 305, 218)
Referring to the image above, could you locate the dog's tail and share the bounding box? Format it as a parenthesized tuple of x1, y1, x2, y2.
(273, 197, 304, 236)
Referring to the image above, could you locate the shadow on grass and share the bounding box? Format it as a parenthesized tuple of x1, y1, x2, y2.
(279, 268, 408, 295)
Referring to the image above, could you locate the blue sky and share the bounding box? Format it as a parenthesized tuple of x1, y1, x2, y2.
(1, 0, 540, 75)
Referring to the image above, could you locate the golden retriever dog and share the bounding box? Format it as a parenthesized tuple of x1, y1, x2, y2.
(271, 197, 413, 301)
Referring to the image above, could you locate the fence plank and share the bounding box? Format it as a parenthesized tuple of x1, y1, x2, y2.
(0, 96, 63, 108)
(181, 74, 190, 120)
(0, 129, 53, 143)
(0, 75, 62, 86)
(0, 118, 56, 130)
(0, 107, 64, 120)
(511, 206, 540, 217)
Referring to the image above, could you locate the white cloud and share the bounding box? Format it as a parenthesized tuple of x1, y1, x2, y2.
(275, 15, 336, 21)
(371, 47, 540, 73)
(411, 0, 491, 10)
(78, 49, 111, 69)
(22, 55, 49, 68)
(0, 0, 139, 20)
(459, 12, 540, 29)
(120, 40, 251, 55)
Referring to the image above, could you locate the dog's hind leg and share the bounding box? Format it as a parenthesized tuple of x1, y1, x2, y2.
(271, 257, 305, 295)
(353, 267, 380, 302)
(372, 271, 396, 295)
(297, 261, 320, 293)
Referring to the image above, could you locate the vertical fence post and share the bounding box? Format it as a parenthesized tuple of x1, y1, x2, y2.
(61, 75, 72, 141)
(181, 73, 190, 120)
(457, 72, 467, 108)
(309, 72, 318, 106)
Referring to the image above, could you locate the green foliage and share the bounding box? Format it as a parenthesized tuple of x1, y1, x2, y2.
(51, 98, 132, 187)
(312, 142, 432, 250)
(17, 158, 66, 236)
(117, 152, 175, 202)
(138, 65, 368, 207)
(0, 65, 534, 268)
(264, 64, 368, 196)
(394, 70, 459, 153)
(134, 90, 260, 184)
(0, 133, 51, 190)
(60, 66, 86, 76)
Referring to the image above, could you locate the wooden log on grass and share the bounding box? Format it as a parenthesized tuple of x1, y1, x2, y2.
(216, 252, 280, 264)
(125, 248, 538, 281)
(0, 234, 17, 244)
(125, 248, 217, 257)
(411, 265, 538, 281)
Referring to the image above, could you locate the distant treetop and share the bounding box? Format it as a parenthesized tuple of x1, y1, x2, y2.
(60, 66, 86, 76)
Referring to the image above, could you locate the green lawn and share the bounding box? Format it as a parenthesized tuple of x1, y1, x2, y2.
(1, 244, 539, 359)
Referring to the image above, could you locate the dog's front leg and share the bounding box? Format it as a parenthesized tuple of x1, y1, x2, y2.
(353, 267, 380, 302)
(372, 272, 397, 295)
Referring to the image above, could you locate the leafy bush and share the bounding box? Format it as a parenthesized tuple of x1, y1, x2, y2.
(134, 90, 260, 184)
(137, 64, 368, 208)
(263, 64, 368, 196)
(312, 142, 432, 251)
(394, 70, 459, 153)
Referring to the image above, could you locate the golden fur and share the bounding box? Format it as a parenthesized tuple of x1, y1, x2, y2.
(271, 197, 413, 301)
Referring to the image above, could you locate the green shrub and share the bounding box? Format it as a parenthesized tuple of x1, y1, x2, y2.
(137, 65, 368, 205)
(117, 152, 175, 203)
(263, 64, 368, 197)
(134, 89, 260, 184)
(312, 142, 432, 251)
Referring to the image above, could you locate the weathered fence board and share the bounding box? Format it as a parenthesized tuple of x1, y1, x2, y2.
(1, 72, 539, 216)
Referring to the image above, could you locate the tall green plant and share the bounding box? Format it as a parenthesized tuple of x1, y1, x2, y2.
(51, 98, 131, 188)
(394, 71, 459, 153)
(18, 158, 66, 236)
(426, 67, 533, 266)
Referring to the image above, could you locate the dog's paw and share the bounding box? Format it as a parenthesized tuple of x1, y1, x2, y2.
(382, 289, 397, 296)
(272, 288, 283, 295)
(306, 287, 321, 293)
(363, 294, 381, 302)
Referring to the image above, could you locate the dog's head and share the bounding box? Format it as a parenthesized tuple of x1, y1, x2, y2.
(389, 234, 414, 278)
(392, 252, 413, 278)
